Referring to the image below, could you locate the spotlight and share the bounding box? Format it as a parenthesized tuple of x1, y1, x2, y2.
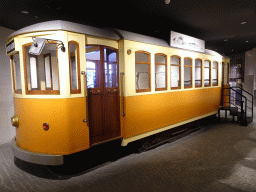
(165, 0, 171, 4)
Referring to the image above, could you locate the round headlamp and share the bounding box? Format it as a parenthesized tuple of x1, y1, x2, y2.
(11, 115, 19, 128)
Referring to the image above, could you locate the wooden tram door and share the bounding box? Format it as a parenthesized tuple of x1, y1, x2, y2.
(86, 45, 120, 145)
(221, 62, 230, 107)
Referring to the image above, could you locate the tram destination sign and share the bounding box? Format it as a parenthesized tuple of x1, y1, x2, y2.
(170, 31, 205, 53)
(6, 40, 15, 54)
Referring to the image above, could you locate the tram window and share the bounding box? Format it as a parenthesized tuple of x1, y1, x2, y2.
(30, 56, 38, 89)
(195, 59, 202, 87)
(86, 45, 100, 88)
(104, 48, 118, 88)
(135, 51, 151, 92)
(44, 54, 52, 90)
(155, 54, 167, 91)
(11, 53, 22, 94)
(69, 41, 81, 94)
(212, 61, 218, 86)
(184, 58, 192, 88)
(204, 60, 211, 87)
(23, 42, 60, 94)
(171, 56, 181, 89)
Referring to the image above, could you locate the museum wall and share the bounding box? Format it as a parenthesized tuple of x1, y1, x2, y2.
(0, 26, 15, 145)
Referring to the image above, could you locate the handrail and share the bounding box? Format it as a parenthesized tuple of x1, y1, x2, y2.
(222, 86, 253, 125)
(229, 87, 247, 99)
(81, 71, 89, 126)
(120, 72, 125, 116)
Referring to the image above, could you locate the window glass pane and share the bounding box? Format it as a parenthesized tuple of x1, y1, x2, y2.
(213, 68, 218, 84)
(213, 61, 218, 68)
(13, 53, 22, 92)
(105, 48, 118, 88)
(204, 68, 210, 86)
(44, 54, 52, 90)
(30, 56, 38, 89)
(184, 58, 192, 66)
(184, 67, 192, 87)
(195, 59, 202, 67)
(195, 67, 201, 86)
(155, 55, 165, 64)
(171, 56, 180, 65)
(86, 45, 100, 88)
(136, 52, 149, 63)
(155, 65, 166, 89)
(171, 65, 180, 88)
(204, 60, 210, 67)
(136, 64, 150, 89)
(70, 43, 78, 90)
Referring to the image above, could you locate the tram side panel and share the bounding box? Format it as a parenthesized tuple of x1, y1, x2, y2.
(122, 88, 221, 139)
(120, 40, 223, 142)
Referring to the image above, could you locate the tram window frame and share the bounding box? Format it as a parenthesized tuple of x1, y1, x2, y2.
(184, 57, 192, 89)
(11, 53, 22, 94)
(135, 51, 151, 93)
(23, 41, 60, 95)
(195, 59, 202, 87)
(69, 41, 81, 94)
(204, 60, 211, 87)
(171, 55, 181, 90)
(212, 61, 218, 86)
(155, 53, 167, 91)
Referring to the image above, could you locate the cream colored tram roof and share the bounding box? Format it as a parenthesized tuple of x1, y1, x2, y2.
(8, 20, 229, 58)
(8, 20, 169, 47)
(8, 20, 120, 40)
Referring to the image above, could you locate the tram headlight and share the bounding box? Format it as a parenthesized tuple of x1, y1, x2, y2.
(11, 115, 19, 128)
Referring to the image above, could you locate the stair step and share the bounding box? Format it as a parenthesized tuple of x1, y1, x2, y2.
(230, 107, 238, 116)
(246, 117, 253, 124)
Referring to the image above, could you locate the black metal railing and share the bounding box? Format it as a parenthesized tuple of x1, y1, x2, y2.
(221, 86, 253, 126)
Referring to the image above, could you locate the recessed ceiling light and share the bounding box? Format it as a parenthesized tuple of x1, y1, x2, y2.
(246, 40, 249, 43)
(21, 11, 29, 14)
(224, 39, 228, 41)
(165, 0, 171, 4)
(241, 22, 247, 24)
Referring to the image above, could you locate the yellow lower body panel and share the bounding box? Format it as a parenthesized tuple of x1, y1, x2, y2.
(121, 88, 221, 139)
(14, 97, 89, 155)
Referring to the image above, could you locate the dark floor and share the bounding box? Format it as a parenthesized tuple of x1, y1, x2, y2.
(1, 112, 256, 191)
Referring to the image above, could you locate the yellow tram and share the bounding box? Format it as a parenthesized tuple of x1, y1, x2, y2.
(6, 20, 230, 165)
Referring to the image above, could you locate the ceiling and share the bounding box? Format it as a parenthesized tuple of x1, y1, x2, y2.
(1, 0, 256, 56)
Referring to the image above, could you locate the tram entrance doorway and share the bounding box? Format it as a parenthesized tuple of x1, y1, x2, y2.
(86, 45, 120, 145)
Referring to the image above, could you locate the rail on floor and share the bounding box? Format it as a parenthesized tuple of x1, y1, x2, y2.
(219, 86, 254, 126)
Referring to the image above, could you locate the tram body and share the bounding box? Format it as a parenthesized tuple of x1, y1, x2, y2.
(6, 20, 230, 165)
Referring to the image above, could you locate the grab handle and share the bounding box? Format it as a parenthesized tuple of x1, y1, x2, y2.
(120, 72, 125, 116)
(81, 71, 89, 125)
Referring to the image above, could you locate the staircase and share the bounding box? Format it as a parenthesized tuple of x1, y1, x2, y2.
(218, 86, 254, 126)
